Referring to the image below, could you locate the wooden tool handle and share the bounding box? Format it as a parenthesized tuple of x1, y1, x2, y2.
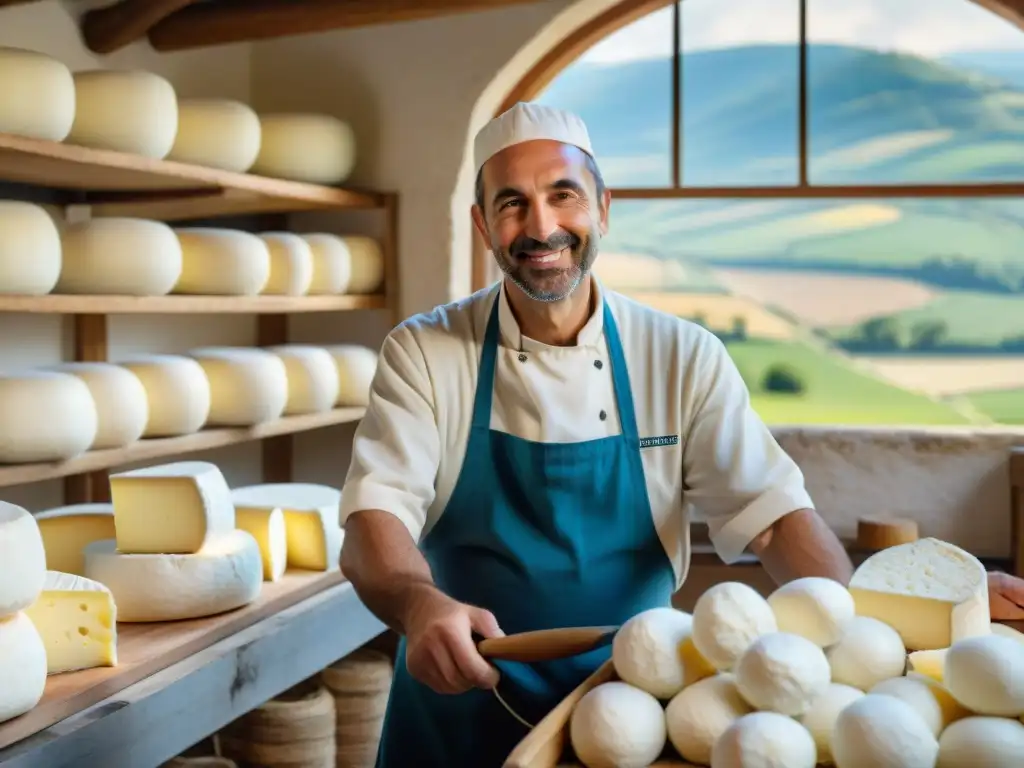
(477, 626, 617, 662)
(856, 517, 919, 552)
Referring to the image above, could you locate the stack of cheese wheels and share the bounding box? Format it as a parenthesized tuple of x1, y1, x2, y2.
(560, 536, 1024, 768)
(323, 345, 379, 407)
(251, 113, 356, 184)
(230, 483, 344, 580)
(297, 234, 385, 295)
(266, 345, 340, 414)
(188, 347, 289, 427)
(173, 228, 271, 295)
(118, 354, 211, 437)
(46, 362, 149, 449)
(83, 461, 262, 622)
(168, 99, 262, 173)
(0, 201, 62, 296)
(0, 502, 47, 725)
(220, 678, 337, 768)
(320, 648, 394, 768)
(0, 370, 98, 463)
(34, 503, 115, 575)
(0, 47, 75, 141)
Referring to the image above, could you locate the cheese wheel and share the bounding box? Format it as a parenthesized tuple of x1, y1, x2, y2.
(234, 507, 287, 582)
(826, 616, 907, 691)
(692, 581, 778, 671)
(0, 371, 97, 462)
(870, 674, 969, 737)
(168, 99, 261, 172)
(767, 576, 854, 647)
(301, 233, 352, 294)
(665, 674, 752, 765)
(0, 47, 75, 141)
(937, 716, 1024, 767)
(67, 70, 178, 159)
(251, 113, 356, 184)
(0, 502, 46, 615)
(267, 345, 340, 414)
(118, 355, 210, 437)
(798, 682, 864, 765)
(0, 613, 47, 725)
(83, 532, 262, 622)
(189, 347, 288, 426)
(25, 571, 117, 674)
(341, 236, 385, 294)
(831, 693, 939, 768)
(174, 228, 271, 295)
(944, 634, 1024, 716)
(323, 344, 378, 407)
(56, 218, 182, 296)
(34, 503, 115, 576)
(48, 362, 148, 449)
(569, 681, 667, 768)
(710, 711, 816, 768)
(258, 232, 314, 296)
(0, 201, 62, 296)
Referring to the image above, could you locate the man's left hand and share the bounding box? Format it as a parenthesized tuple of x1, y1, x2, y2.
(989, 571, 1024, 620)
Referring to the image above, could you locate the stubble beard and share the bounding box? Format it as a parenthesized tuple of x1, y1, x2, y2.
(494, 232, 599, 303)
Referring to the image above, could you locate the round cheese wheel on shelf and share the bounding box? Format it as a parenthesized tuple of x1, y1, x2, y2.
(174, 228, 270, 295)
(0, 613, 47, 726)
(67, 70, 178, 159)
(267, 345, 340, 414)
(258, 232, 314, 295)
(569, 681, 666, 768)
(831, 693, 939, 768)
(56, 218, 182, 296)
(117, 354, 210, 437)
(322, 344, 378, 407)
(168, 99, 261, 172)
(251, 113, 356, 184)
(82, 531, 262, 622)
(710, 711, 816, 768)
(0, 501, 46, 615)
(665, 673, 752, 765)
(0, 371, 97, 462)
(0, 47, 75, 141)
(189, 347, 288, 426)
(341, 236, 385, 294)
(301, 233, 351, 294)
(48, 362, 148, 449)
(0, 201, 62, 296)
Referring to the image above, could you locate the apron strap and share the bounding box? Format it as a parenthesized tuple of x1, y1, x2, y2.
(470, 294, 502, 431)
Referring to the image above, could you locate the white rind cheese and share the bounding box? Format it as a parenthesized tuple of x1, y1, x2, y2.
(340, 235, 385, 294)
(83, 531, 262, 622)
(301, 233, 351, 294)
(848, 537, 989, 651)
(0, 613, 47, 725)
(267, 345, 340, 414)
(0, 501, 47, 615)
(258, 232, 314, 296)
(831, 693, 939, 768)
(168, 99, 262, 172)
(118, 354, 210, 437)
(569, 681, 667, 768)
(0, 201, 62, 296)
(323, 345, 378, 407)
(189, 347, 288, 426)
(234, 507, 288, 582)
(174, 228, 271, 296)
(35, 503, 116, 576)
(25, 571, 117, 674)
(110, 461, 236, 555)
(48, 362, 149, 449)
(252, 113, 356, 184)
(0, 47, 75, 141)
(0, 371, 98, 463)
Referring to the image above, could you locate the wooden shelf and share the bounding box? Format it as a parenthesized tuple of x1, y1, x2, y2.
(0, 132, 384, 220)
(0, 407, 365, 488)
(0, 293, 386, 314)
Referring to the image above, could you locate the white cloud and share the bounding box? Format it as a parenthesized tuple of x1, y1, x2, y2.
(579, 0, 1024, 64)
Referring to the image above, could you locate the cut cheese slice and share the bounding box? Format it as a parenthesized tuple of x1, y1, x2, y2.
(0, 201, 62, 296)
(189, 347, 288, 426)
(259, 232, 314, 296)
(83, 532, 262, 622)
(267, 345, 340, 414)
(0, 371, 98, 463)
(35, 503, 116, 576)
(0, 501, 46, 615)
(235, 507, 288, 582)
(0, 613, 47, 725)
(323, 344, 378, 407)
(118, 354, 210, 438)
(848, 538, 989, 651)
(109, 461, 235, 554)
(231, 483, 342, 572)
(48, 362, 149, 450)
(24, 571, 117, 674)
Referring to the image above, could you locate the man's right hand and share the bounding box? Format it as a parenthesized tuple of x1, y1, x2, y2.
(402, 585, 504, 694)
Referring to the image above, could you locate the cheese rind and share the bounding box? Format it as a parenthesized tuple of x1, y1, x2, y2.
(252, 114, 356, 184)
(301, 233, 351, 294)
(35, 503, 116, 576)
(848, 537, 989, 651)
(168, 99, 261, 172)
(323, 345, 378, 407)
(0, 371, 98, 462)
(173, 228, 271, 296)
(0, 502, 47, 615)
(83, 532, 262, 622)
(258, 232, 314, 296)
(118, 354, 210, 437)
(110, 461, 235, 554)
(340, 236, 385, 294)
(189, 347, 288, 426)
(267, 345, 340, 414)
(235, 507, 288, 582)
(25, 571, 117, 674)
(0, 201, 62, 296)
(0, 613, 47, 725)
(48, 362, 148, 449)
(0, 47, 75, 141)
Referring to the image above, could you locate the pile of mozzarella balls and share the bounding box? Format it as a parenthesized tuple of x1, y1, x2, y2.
(567, 578, 1024, 767)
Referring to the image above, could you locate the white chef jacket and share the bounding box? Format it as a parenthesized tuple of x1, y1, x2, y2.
(339, 279, 814, 586)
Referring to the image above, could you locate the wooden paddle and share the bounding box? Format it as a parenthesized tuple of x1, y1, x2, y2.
(477, 626, 619, 662)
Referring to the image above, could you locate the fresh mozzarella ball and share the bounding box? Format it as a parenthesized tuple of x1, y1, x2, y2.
(832, 693, 939, 768)
(710, 711, 816, 768)
(569, 682, 666, 768)
(798, 683, 864, 764)
(827, 616, 906, 690)
(665, 673, 752, 765)
(734, 632, 831, 716)
(767, 576, 855, 647)
(937, 716, 1024, 767)
(944, 634, 1024, 717)
(870, 674, 969, 737)
(612, 607, 695, 699)
(692, 582, 777, 671)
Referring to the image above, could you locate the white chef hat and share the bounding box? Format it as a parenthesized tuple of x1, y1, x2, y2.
(473, 101, 594, 173)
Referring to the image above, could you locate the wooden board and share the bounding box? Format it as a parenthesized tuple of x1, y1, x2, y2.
(0, 407, 364, 488)
(0, 569, 346, 750)
(0, 294, 386, 314)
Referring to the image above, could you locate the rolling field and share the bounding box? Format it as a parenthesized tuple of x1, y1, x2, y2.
(624, 291, 796, 340)
(864, 356, 1024, 396)
(963, 387, 1024, 424)
(595, 251, 721, 292)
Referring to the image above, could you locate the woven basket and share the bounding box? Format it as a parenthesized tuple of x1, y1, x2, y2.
(321, 649, 393, 768)
(220, 679, 336, 768)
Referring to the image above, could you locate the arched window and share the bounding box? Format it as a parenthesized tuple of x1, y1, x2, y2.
(484, 0, 1024, 428)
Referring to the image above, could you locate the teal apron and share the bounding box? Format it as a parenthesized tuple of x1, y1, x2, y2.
(375, 294, 676, 767)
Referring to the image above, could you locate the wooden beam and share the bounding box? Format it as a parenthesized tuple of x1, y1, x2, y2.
(81, 0, 201, 54)
(148, 0, 547, 51)
(0, 0, 41, 6)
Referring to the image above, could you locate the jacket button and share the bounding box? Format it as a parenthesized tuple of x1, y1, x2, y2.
(599, 410, 607, 421)
(594, 359, 603, 369)
(518, 353, 527, 363)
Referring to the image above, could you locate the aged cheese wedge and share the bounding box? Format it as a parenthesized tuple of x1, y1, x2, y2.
(908, 648, 948, 682)
(25, 571, 117, 674)
(235, 506, 288, 582)
(83, 531, 262, 622)
(110, 461, 235, 554)
(35, 503, 116, 576)
(0, 501, 47, 615)
(231, 483, 342, 571)
(0, 613, 47, 725)
(848, 538, 989, 651)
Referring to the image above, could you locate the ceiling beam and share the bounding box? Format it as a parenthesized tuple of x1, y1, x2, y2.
(147, 0, 547, 51)
(81, 0, 202, 54)
(0, 0, 41, 6)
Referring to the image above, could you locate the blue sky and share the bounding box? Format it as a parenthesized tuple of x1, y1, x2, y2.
(580, 0, 1024, 63)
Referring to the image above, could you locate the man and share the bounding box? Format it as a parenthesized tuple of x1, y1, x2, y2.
(339, 102, 1024, 767)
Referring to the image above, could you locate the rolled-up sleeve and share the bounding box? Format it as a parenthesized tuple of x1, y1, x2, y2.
(339, 326, 439, 542)
(682, 332, 814, 565)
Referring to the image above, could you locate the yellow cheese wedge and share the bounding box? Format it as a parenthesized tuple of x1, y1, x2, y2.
(679, 635, 717, 687)
(34, 503, 115, 576)
(907, 648, 948, 682)
(235, 506, 287, 582)
(24, 571, 116, 674)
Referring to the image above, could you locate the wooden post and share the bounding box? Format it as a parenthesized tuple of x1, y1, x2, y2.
(1011, 447, 1024, 577)
(65, 314, 111, 503)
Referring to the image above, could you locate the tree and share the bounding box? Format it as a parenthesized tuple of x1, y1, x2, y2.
(858, 316, 902, 351)
(908, 319, 948, 350)
(731, 315, 748, 341)
(762, 364, 806, 394)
